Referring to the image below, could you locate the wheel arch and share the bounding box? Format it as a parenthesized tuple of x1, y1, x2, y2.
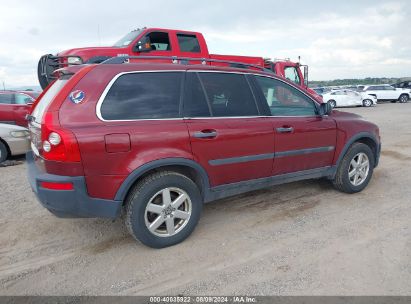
(334, 132, 380, 177)
(114, 158, 211, 204)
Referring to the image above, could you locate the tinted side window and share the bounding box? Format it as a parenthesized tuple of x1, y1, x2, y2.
(101, 72, 182, 120)
(177, 34, 201, 53)
(0, 93, 13, 104)
(255, 76, 317, 116)
(183, 73, 211, 117)
(198, 73, 258, 117)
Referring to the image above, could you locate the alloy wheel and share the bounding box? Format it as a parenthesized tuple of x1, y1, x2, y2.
(144, 187, 192, 237)
(348, 152, 370, 186)
(363, 99, 372, 107)
(400, 95, 408, 103)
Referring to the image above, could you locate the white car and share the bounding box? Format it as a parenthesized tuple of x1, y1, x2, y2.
(0, 123, 30, 163)
(363, 84, 411, 103)
(322, 89, 377, 108)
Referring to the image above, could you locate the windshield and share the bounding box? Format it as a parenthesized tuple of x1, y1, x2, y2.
(113, 30, 143, 47)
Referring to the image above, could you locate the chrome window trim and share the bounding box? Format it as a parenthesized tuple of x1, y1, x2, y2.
(96, 69, 322, 122)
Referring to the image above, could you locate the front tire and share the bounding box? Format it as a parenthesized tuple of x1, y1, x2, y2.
(362, 99, 372, 107)
(125, 171, 203, 248)
(333, 143, 375, 193)
(398, 94, 409, 103)
(0, 141, 8, 163)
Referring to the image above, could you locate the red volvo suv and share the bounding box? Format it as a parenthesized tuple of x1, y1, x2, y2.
(27, 60, 381, 248)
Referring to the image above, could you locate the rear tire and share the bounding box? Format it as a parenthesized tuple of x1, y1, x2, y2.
(125, 171, 203, 248)
(332, 143, 375, 193)
(398, 94, 409, 103)
(328, 100, 337, 108)
(0, 141, 8, 163)
(362, 99, 372, 107)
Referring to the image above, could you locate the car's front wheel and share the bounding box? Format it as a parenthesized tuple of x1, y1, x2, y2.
(332, 143, 375, 193)
(362, 99, 372, 107)
(0, 141, 8, 163)
(125, 171, 203, 248)
(398, 94, 409, 103)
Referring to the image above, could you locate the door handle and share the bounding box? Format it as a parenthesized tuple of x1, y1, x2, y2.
(276, 127, 294, 133)
(193, 130, 218, 139)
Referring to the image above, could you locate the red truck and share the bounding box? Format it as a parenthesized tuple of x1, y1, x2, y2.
(38, 27, 317, 97)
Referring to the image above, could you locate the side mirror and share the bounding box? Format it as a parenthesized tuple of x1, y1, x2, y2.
(319, 102, 332, 116)
(132, 36, 152, 53)
(303, 65, 308, 88)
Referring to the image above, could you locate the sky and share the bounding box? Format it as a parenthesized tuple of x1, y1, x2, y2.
(0, 0, 410, 88)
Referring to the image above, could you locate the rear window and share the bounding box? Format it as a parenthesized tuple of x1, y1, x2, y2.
(100, 72, 183, 120)
(31, 79, 68, 124)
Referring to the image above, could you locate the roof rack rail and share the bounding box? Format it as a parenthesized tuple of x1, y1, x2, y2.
(101, 55, 274, 74)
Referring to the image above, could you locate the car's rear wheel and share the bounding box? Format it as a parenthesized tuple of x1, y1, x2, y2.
(362, 99, 372, 107)
(398, 94, 409, 103)
(332, 143, 374, 193)
(125, 171, 203, 248)
(0, 141, 8, 163)
(328, 100, 337, 108)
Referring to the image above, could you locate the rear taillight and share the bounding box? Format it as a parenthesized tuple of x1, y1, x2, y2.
(40, 111, 81, 162)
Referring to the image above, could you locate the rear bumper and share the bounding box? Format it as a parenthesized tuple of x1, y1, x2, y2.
(27, 152, 122, 218)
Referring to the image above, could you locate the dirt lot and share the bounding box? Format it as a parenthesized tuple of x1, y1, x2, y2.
(0, 103, 410, 296)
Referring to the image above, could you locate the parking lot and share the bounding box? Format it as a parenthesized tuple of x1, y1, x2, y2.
(0, 102, 410, 296)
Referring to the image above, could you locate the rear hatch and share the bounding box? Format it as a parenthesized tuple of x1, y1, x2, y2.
(29, 77, 70, 156)
(30, 65, 99, 180)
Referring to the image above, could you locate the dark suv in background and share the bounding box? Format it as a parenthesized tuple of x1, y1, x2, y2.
(27, 60, 381, 248)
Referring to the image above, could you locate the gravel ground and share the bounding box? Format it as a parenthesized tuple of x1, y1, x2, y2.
(0, 103, 410, 296)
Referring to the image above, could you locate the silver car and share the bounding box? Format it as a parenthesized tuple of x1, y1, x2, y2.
(0, 123, 30, 163)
